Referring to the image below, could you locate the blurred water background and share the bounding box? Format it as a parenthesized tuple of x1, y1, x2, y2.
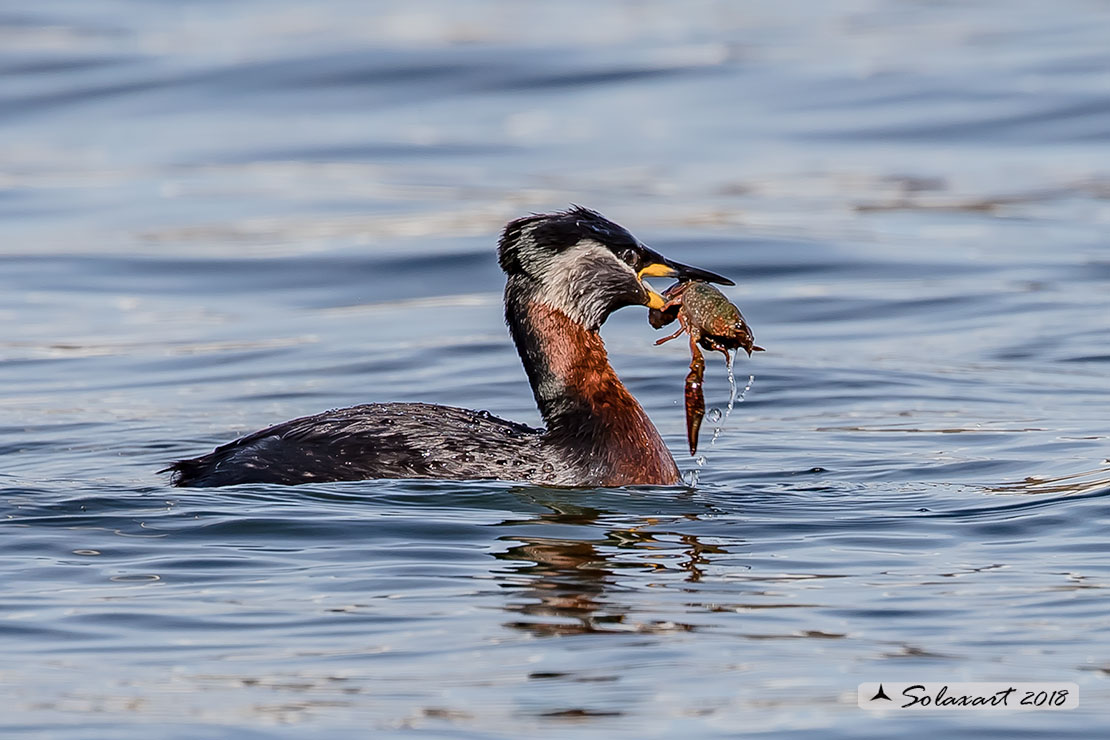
(2, 1, 1110, 737)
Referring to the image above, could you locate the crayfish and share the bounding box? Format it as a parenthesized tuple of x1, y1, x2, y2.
(649, 281, 764, 456)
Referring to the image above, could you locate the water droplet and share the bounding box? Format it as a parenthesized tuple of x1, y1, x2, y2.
(694, 455, 707, 467)
(725, 351, 737, 414)
(739, 373, 755, 403)
(682, 469, 700, 487)
(708, 408, 722, 423)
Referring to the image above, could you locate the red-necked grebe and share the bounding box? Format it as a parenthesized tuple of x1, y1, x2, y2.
(163, 207, 733, 487)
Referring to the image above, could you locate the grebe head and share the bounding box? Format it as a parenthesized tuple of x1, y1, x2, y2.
(499, 206, 733, 331)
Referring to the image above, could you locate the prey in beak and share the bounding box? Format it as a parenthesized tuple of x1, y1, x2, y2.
(632, 248, 734, 310)
(647, 279, 763, 457)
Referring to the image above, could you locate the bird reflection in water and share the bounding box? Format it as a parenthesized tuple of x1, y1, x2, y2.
(491, 492, 729, 636)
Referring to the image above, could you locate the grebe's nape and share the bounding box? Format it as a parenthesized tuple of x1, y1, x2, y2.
(164, 207, 733, 487)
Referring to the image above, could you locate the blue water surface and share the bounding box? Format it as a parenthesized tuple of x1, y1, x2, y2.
(2, 1, 1109, 737)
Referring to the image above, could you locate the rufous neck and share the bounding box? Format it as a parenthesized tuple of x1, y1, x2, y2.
(505, 291, 679, 485)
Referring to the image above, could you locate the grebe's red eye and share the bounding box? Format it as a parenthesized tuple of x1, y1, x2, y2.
(619, 248, 638, 266)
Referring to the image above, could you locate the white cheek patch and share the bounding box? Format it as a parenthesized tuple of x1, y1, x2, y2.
(535, 240, 639, 327)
